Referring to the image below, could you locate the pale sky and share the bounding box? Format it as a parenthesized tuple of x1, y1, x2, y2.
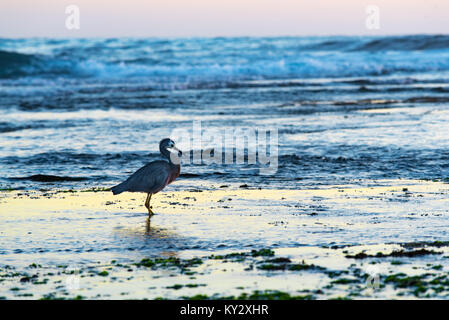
(1, 0, 448, 38)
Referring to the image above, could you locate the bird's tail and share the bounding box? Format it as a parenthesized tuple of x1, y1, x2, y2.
(111, 182, 127, 195)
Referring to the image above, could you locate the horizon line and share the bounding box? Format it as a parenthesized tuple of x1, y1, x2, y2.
(1, 32, 449, 40)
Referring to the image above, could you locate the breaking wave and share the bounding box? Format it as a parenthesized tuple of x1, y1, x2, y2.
(1, 35, 449, 83)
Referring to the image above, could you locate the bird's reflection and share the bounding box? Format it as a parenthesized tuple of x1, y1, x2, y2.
(145, 217, 151, 234)
(113, 216, 179, 241)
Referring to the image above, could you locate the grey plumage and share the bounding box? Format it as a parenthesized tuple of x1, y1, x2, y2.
(111, 161, 170, 195)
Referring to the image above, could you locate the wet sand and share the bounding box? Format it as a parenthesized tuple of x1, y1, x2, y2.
(1, 180, 449, 299)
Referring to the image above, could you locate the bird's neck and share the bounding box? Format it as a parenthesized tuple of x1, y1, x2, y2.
(160, 148, 171, 160)
(161, 149, 181, 167)
(168, 157, 181, 167)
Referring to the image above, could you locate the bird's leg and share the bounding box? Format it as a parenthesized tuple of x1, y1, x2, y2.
(145, 193, 154, 217)
(144, 193, 150, 209)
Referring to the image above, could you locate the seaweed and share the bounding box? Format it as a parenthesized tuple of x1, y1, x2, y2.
(345, 249, 440, 259)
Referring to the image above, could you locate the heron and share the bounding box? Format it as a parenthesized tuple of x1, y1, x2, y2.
(111, 138, 182, 217)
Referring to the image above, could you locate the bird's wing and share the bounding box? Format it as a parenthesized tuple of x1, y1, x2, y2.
(123, 161, 170, 193)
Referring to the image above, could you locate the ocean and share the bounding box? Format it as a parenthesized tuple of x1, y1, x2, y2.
(2, 36, 449, 299)
(1, 36, 449, 192)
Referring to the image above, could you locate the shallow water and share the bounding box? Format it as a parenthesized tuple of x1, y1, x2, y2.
(1, 181, 448, 263)
(1, 183, 449, 299)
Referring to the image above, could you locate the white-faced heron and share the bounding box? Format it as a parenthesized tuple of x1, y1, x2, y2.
(111, 138, 182, 217)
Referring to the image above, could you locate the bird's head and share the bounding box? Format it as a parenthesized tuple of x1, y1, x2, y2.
(159, 138, 182, 161)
